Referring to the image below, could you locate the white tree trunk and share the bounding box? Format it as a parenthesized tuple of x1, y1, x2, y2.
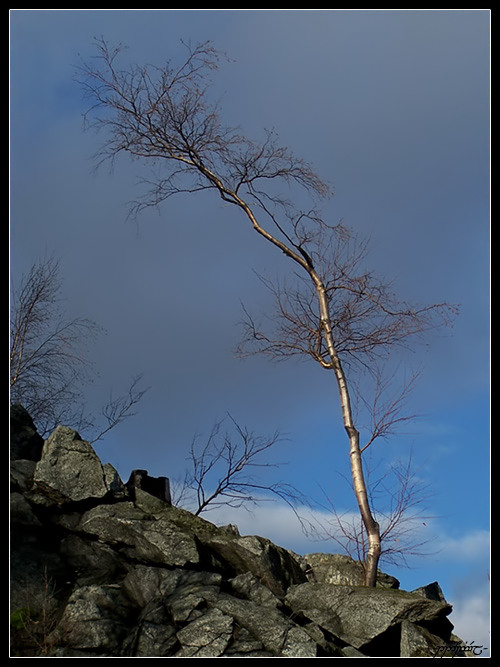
(316, 280, 381, 586)
(222, 191, 382, 585)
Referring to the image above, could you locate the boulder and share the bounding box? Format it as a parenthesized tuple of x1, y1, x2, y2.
(78, 502, 201, 567)
(204, 533, 307, 598)
(131, 602, 179, 657)
(400, 619, 447, 657)
(10, 459, 37, 493)
(31, 426, 125, 506)
(411, 581, 447, 602)
(303, 552, 400, 588)
(121, 565, 185, 609)
(175, 608, 233, 657)
(10, 404, 44, 461)
(10, 410, 474, 658)
(48, 584, 135, 655)
(10, 492, 41, 528)
(285, 582, 453, 653)
(212, 590, 318, 656)
(59, 535, 129, 586)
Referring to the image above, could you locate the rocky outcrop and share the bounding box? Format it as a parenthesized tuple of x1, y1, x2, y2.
(10, 407, 471, 657)
(10, 404, 44, 461)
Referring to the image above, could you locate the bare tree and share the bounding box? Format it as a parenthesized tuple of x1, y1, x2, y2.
(310, 451, 437, 571)
(90, 373, 150, 444)
(10, 256, 148, 441)
(10, 257, 100, 436)
(77, 39, 458, 585)
(172, 414, 307, 519)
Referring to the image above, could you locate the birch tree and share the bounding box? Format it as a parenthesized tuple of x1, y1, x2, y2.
(10, 257, 99, 435)
(77, 39, 457, 585)
(10, 256, 148, 440)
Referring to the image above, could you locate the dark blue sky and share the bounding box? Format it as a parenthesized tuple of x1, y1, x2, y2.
(10, 10, 490, 649)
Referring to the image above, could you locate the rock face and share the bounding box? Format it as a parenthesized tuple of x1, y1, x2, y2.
(10, 404, 44, 461)
(10, 408, 470, 657)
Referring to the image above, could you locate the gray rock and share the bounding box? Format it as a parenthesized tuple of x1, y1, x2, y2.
(102, 463, 128, 498)
(78, 502, 201, 567)
(10, 492, 41, 528)
(229, 571, 281, 607)
(133, 603, 178, 657)
(341, 645, 368, 657)
(225, 626, 272, 656)
(411, 581, 447, 602)
(50, 584, 134, 655)
(285, 582, 452, 650)
(32, 426, 124, 506)
(304, 552, 400, 588)
(175, 608, 233, 657)
(214, 591, 317, 656)
(164, 578, 221, 624)
(10, 459, 36, 493)
(400, 619, 447, 657)
(219, 523, 240, 535)
(205, 533, 307, 598)
(122, 565, 183, 608)
(11, 410, 474, 658)
(59, 535, 129, 585)
(10, 404, 44, 461)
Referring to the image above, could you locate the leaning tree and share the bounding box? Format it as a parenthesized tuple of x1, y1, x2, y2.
(77, 39, 457, 585)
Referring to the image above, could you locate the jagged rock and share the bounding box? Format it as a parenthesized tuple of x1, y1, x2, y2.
(400, 619, 447, 657)
(126, 469, 171, 504)
(49, 584, 135, 655)
(219, 523, 240, 535)
(10, 459, 36, 493)
(59, 535, 129, 586)
(285, 583, 453, 653)
(342, 645, 368, 657)
(31, 426, 125, 506)
(101, 486, 306, 597)
(10, 404, 44, 461)
(204, 533, 307, 598)
(131, 602, 178, 657)
(163, 572, 222, 623)
(10, 409, 471, 658)
(225, 626, 273, 657)
(229, 571, 281, 607)
(303, 552, 400, 588)
(213, 591, 318, 656)
(121, 565, 184, 609)
(10, 492, 41, 528)
(175, 608, 234, 657)
(411, 581, 447, 602)
(78, 502, 202, 567)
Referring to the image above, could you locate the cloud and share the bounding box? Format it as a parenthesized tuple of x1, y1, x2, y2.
(450, 591, 490, 657)
(204, 502, 490, 569)
(203, 501, 337, 556)
(435, 529, 490, 564)
(206, 501, 490, 655)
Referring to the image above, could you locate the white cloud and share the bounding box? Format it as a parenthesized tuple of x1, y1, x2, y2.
(435, 529, 490, 563)
(205, 502, 491, 655)
(205, 502, 332, 555)
(205, 504, 490, 568)
(449, 592, 490, 658)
